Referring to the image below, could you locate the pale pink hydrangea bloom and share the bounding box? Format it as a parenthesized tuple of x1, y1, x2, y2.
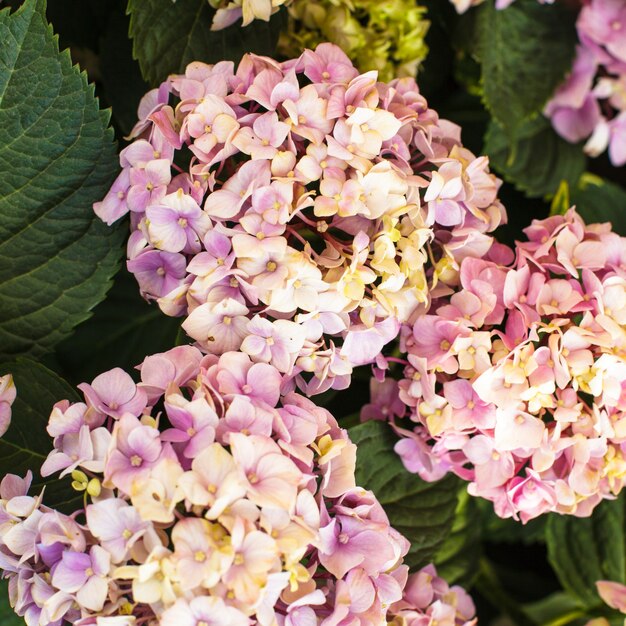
(0, 346, 476, 626)
(366, 208, 626, 522)
(452, 0, 626, 166)
(94, 43, 506, 396)
(544, 0, 626, 166)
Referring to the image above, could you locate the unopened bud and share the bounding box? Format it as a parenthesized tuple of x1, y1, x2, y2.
(86, 478, 101, 498)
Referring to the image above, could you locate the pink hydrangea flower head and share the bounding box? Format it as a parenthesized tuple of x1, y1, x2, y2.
(0, 346, 483, 626)
(371, 208, 626, 522)
(544, 0, 626, 166)
(578, 0, 626, 70)
(94, 43, 506, 395)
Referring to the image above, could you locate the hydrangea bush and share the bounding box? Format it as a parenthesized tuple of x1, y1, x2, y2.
(1, 1, 626, 626)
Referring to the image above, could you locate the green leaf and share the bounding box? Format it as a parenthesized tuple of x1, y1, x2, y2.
(56, 267, 181, 385)
(349, 420, 459, 570)
(570, 174, 626, 236)
(477, 0, 577, 134)
(522, 592, 587, 626)
(0, 580, 23, 626)
(474, 558, 540, 626)
(128, 0, 287, 85)
(433, 489, 482, 587)
(484, 117, 586, 198)
(0, 0, 124, 360)
(546, 497, 625, 607)
(0, 359, 81, 511)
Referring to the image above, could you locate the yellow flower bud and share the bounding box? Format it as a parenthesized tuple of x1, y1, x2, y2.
(140, 415, 158, 428)
(71, 469, 88, 483)
(87, 478, 102, 498)
(71, 469, 89, 492)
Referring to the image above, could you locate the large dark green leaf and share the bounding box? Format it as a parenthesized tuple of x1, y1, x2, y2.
(485, 117, 586, 198)
(434, 489, 482, 587)
(546, 497, 625, 607)
(570, 174, 626, 236)
(349, 421, 459, 570)
(56, 268, 182, 385)
(521, 592, 587, 626)
(477, 0, 577, 134)
(0, 0, 124, 360)
(0, 359, 80, 511)
(128, 0, 287, 85)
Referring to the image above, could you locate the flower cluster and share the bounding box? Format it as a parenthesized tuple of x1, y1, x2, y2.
(366, 208, 626, 522)
(278, 0, 430, 82)
(0, 346, 417, 626)
(545, 0, 626, 167)
(0, 373, 15, 438)
(388, 564, 477, 626)
(450, 0, 553, 14)
(94, 43, 506, 396)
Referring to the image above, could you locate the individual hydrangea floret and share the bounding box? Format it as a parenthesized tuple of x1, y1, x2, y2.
(0, 373, 15, 438)
(278, 0, 430, 82)
(583, 580, 626, 625)
(365, 209, 626, 522)
(0, 346, 416, 626)
(94, 43, 506, 396)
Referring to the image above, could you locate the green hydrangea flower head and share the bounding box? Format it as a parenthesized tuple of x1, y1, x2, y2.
(279, 0, 430, 81)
